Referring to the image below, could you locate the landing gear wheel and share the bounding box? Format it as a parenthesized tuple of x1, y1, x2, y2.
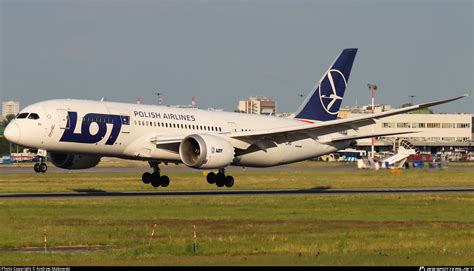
(39, 163, 48, 173)
(224, 176, 234, 188)
(206, 172, 216, 184)
(160, 176, 170, 187)
(215, 172, 226, 187)
(34, 163, 40, 173)
(150, 172, 161, 187)
(142, 172, 152, 184)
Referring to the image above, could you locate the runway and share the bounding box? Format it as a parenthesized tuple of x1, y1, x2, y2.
(0, 164, 358, 174)
(1, 187, 473, 199)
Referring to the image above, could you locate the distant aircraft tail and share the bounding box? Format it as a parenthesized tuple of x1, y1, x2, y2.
(293, 48, 357, 122)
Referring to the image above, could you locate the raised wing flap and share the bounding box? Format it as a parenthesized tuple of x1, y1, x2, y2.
(318, 131, 419, 144)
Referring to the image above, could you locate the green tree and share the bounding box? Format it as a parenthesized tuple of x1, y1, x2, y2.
(0, 114, 17, 155)
(400, 103, 433, 114)
(0, 114, 15, 128)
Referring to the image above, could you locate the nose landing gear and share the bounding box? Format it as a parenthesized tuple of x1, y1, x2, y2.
(33, 162, 48, 173)
(33, 150, 48, 173)
(206, 168, 234, 188)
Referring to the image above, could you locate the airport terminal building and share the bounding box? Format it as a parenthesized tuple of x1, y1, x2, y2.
(339, 105, 473, 155)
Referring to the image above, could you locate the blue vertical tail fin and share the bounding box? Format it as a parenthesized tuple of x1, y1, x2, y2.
(294, 48, 358, 122)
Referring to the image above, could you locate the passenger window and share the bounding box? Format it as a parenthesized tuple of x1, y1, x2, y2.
(17, 113, 29, 119)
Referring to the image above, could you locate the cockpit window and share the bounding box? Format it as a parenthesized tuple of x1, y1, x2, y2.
(28, 113, 40, 120)
(16, 113, 29, 119)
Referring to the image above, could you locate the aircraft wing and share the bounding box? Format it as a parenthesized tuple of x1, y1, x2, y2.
(227, 95, 467, 142)
(148, 95, 466, 151)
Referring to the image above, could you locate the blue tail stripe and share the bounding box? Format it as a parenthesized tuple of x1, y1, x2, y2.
(294, 48, 357, 122)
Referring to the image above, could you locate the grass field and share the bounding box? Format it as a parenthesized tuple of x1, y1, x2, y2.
(0, 165, 473, 194)
(0, 164, 473, 265)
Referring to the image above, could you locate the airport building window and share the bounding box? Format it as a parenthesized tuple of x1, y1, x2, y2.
(412, 123, 426, 128)
(442, 123, 455, 128)
(427, 123, 441, 128)
(397, 122, 411, 128)
(457, 123, 471, 128)
(382, 122, 395, 128)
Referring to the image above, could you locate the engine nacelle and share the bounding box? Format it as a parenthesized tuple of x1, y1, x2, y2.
(179, 134, 235, 169)
(50, 153, 101, 170)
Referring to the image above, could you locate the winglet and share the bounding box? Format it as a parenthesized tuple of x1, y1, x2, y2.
(415, 94, 467, 110)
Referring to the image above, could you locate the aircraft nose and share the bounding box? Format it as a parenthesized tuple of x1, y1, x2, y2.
(4, 121, 21, 143)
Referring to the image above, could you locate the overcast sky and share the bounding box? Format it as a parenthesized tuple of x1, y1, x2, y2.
(1, 0, 472, 114)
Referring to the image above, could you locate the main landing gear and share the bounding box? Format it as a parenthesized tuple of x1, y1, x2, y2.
(206, 168, 234, 188)
(142, 161, 170, 188)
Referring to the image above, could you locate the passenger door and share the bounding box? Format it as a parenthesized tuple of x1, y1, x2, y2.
(57, 109, 70, 129)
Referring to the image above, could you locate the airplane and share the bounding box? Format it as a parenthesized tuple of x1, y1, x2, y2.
(3, 48, 467, 188)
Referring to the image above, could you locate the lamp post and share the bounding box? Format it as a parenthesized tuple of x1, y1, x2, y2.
(155, 92, 163, 106)
(367, 83, 378, 159)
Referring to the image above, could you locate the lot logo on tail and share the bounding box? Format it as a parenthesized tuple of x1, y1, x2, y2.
(294, 48, 357, 122)
(319, 69, 347, 115)
(60, 112, 129, 145)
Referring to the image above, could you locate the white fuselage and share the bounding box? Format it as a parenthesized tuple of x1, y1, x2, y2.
(8, 99, 349, 168)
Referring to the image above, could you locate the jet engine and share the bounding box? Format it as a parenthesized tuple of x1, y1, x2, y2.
(50, 153, 101, 170)
(179, 134, 234, 169)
